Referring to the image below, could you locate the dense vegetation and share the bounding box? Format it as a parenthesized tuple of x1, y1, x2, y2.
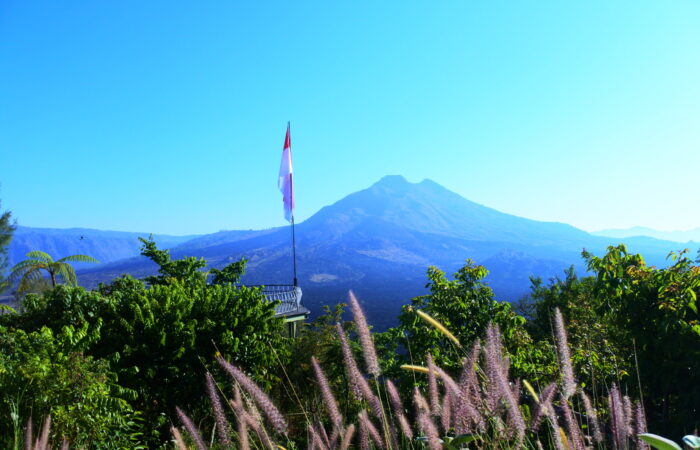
(0, 199, 15, 295)
(0, 200, 698, 447)
(1, 238, 285, 447)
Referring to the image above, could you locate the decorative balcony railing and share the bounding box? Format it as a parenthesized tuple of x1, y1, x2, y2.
(249, 284, 305, 316)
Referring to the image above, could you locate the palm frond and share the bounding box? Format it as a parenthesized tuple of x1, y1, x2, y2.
(56, 263, 78, 286)
(17, 267, 48, 292)
(0, 304, 16, 314)
(25, 251, 54, 263)
(9, 261, 47, 282)
(57, 254, 99, 264)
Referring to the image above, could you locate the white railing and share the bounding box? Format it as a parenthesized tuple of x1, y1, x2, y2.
(250, 284, 303, 315)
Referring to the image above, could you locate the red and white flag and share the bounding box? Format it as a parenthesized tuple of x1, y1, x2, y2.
(278, 123, 295, 222)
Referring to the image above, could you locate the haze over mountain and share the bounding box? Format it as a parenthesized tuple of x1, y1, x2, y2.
(36, 175, 684, 329)
(592, 226, 700, 243)
(9, 227, 198, 269)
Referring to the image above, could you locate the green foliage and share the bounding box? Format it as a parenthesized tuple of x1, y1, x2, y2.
(519, 246, 700, 435)
(209, 257, 247, 285)
(3, 239, 288, 445)
(0, 198, 15, 293)
(0, 325, 143, 448)
(522, 265, 631, 388)
(378, 261, 533, 385)
(583, 245, 700, 436)
(9, 250, 98, 292)
(138, 236, 208, 287)
(684, 435, 700, 449)
(639, 433, 684, 450)
(5, 235, 700, 446)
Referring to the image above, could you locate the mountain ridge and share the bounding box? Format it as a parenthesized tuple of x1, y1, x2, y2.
(593, 226, 700, 243)
(8, 176, 693, 329)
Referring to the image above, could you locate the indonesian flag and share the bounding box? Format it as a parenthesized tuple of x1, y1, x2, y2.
(278, 123, 295, 222)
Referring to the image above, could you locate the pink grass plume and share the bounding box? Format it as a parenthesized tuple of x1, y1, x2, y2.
(426, 354, 440, 414)
(560, 393, 585, 450)
(634, 401, 650, 450)
(312, 356, 343, 428)
(418, 411, 442, 450)
(205, 372, 232, 446)
(348, 291, 381, 377)
(578, 388, 603, 443)
(176, 407, 207, 450)
(339, 424, 356, 450)
(335, 322, 383, 418)
(170, 426, 188, 450)
(553, 308, 576, 399)
(217, 356, 288, 435)
(386, 380, 413, 439)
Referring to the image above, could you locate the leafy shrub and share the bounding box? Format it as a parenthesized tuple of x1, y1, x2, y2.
(0, 325, 142, 448)
(3, 239, 288, 445)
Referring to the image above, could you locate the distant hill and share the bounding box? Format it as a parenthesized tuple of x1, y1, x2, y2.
(76, 175, 687, 329)
(592, 226, 700, 243)
(9, 226, 199, 270)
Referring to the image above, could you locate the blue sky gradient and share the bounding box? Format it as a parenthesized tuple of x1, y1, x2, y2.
(1, 1, 699, 234)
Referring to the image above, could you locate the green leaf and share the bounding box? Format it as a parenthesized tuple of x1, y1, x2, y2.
(25, 250, 53, 263)
(638, 433, 683, 450)
(0, 304, 17, 314)
(57, 254, 100, 264)
(683, 435, 700, 449)
(450, 434, 478, 446)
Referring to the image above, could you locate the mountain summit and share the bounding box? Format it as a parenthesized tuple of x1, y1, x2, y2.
(303, 175, 589, 245)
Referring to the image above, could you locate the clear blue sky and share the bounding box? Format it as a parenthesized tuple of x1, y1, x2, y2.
(1, 1, 699, 235)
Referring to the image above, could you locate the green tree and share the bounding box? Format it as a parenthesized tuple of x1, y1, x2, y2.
(209, 257, 247, 285)
(583, 245, 700, 436)
(5, 239, 288, 445)
(9, 251, 98, 292)
(378, 261, 537, 386)
(0, 198, 15, 293)
(522, 266, 631, 391)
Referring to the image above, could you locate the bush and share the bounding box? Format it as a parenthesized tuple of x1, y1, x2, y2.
(0, 326, 142, 448)
(2, 239, 289, 445)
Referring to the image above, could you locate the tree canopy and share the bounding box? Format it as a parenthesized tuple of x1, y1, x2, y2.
(0, 198, 15, 294)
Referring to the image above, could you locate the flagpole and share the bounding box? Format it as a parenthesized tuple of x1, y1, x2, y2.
(288, 121, 298, 287)
(291, 212, 298, 287)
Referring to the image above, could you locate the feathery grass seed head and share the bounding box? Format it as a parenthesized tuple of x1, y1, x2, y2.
(339, 424, 356, 450)
(426, 354, 440, 414)
(634, 401, 649, 450)
(311, 356, 343, 428)
(170, 426, 188, 450)
(553, 308, 576, 399)
(176, 407, 207, 450)
(348, 291, 381, 377)
(206, 372, 232, 446)
(217, 356, 287, 435)
(578, 388, 602, 444)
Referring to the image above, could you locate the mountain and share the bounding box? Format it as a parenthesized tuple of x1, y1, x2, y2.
(592, 226, 700, 243)
(75, 175, 686, 329)
(9, 226, 199, 270)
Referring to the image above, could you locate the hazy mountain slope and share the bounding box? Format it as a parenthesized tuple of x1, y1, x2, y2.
(9, 226, 199, 268)
(173, 228, 280, 250)
(593, 226, 700, 243)
(76, 175, 687, 329)
(303, 176, 592, 246)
